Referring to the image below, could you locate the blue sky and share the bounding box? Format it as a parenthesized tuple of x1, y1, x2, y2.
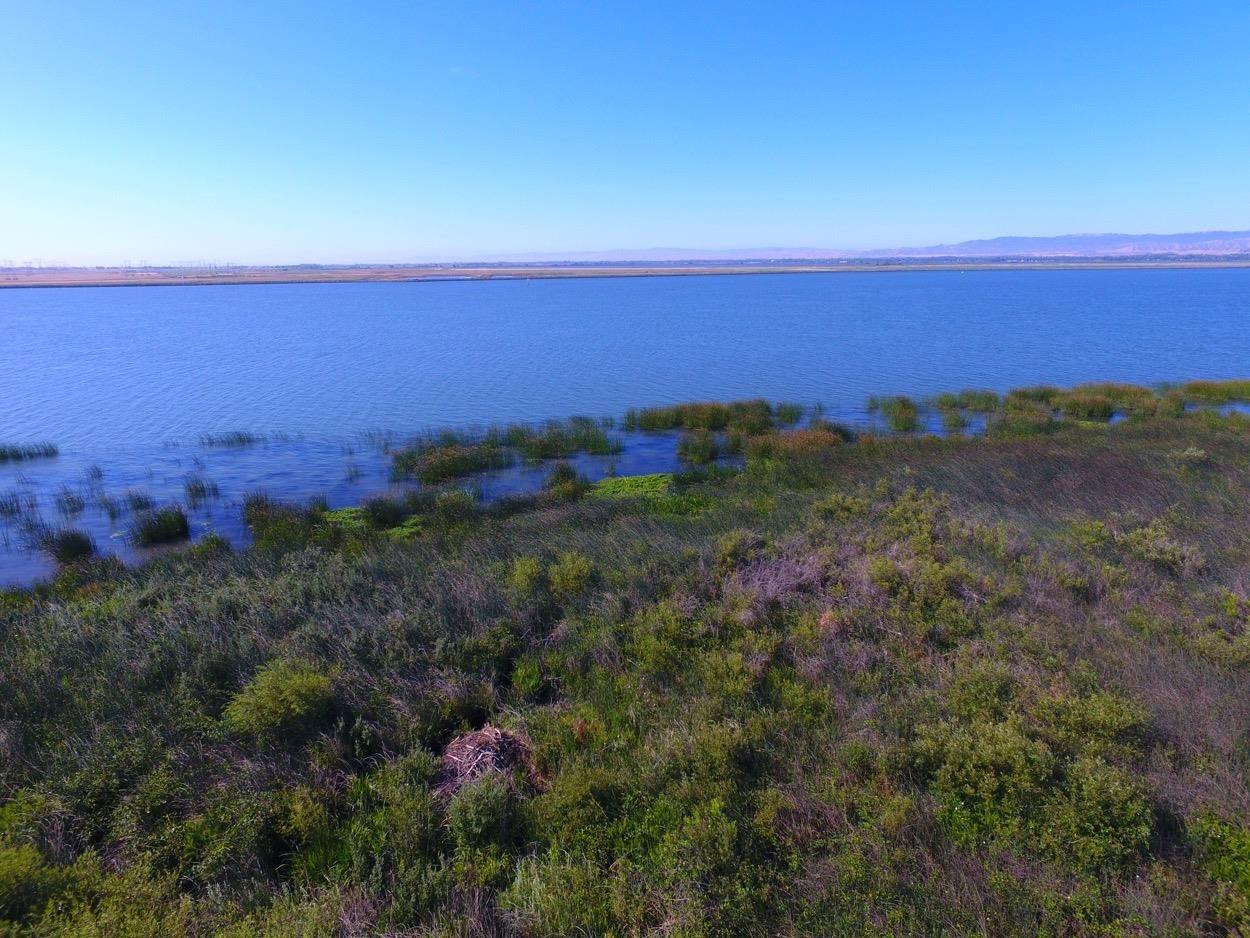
(2, 1, 1248, 264)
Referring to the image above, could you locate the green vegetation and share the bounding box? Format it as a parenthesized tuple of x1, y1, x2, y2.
(0, 443, 57, 463)
(624, 398, 775, 433)
(677, 428, 719, 463)
(393, 419, 620, 484)
(130, 507, 191, 545)
(3, 385, 1250, 934)
(504, 417, 619, 459)
(871, 394, 922, 431)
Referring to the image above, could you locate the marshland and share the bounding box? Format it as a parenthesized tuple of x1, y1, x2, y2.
(2, 374, 1250, 934)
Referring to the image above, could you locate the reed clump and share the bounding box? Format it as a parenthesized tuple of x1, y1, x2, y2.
(0, 442, 57, 463)
(130, 507, 190, 545)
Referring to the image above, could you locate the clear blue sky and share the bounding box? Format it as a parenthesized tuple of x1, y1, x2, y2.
(2, 1, 1247, 265)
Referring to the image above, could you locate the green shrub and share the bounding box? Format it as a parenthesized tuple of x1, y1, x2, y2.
(447, 773, 515, 853)
(1038, 757, 1152, 874)
(548, 552, 594, 600)
(0, 843, 67, 921)
(508, 555, 545, 597)
(915, 719, 1054, 846)
(1191, 814, 1250, 927)
(223, 660, 334, 736)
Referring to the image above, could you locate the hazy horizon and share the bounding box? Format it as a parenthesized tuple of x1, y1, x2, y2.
(4, 1, 1249, 265)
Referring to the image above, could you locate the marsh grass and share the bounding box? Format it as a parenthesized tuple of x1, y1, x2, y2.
(183, 474, 220, 506)
(934, 389, 1001, 412)
(624, 399, 774, 433)
(200, 430, 265, 448)
(676, 429, 719, 464)
(505, 417, 620, 459)
(1058, 391, 1116, 422)
(0, 442, 57, 463)
(392, 437, 510, 484)
(54, 488, 86, 518)
(876, 395, 921, 432)
(41, 527, 95, 564)
(1180, 379, 1250, 403)
(0, 491, 35, 521)
(130, 507, 191, 545)
(124, 490, 154, 513)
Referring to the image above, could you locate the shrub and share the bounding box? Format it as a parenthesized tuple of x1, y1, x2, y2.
(42, 528, 95, 564)
(0, 843, 67, 922)
(131, 508, 190, 545)
(1190, 814, 1250, 926)
(915, 719, 1055, 846)
(447, 773, 516, 854)
(223, 660, 333, 736)
(1038, 758, 1152, 874)
(547, 552, 594, 600)
(508, 555, 545, 597)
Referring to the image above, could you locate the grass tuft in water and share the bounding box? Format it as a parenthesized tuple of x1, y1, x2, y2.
(0, 442, 58, 463)
(200, 430, 265, 448)
(131, 507, 191, 545)
(41, 527, 95, 564)
(184, 474, 221, 506)
(677, 429, 720, 464)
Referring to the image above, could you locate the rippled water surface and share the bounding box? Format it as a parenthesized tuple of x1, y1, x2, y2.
(2, 268, 1249, 584)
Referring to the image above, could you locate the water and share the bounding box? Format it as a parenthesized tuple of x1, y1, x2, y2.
(2, 268, 1248, 585)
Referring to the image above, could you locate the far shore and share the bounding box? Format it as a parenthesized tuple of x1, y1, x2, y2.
(3, 257, 1250, 289)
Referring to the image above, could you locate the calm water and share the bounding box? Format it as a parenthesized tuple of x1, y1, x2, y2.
(2, 268, 1248, 584)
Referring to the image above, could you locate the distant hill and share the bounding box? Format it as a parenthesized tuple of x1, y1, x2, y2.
(865, 230, 1250, 258)
(475, 230, 1250, 264)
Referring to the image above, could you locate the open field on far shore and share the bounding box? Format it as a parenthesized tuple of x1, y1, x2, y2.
(4, 257, 1250, 289)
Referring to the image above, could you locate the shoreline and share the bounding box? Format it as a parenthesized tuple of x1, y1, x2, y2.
(4, 257, 1250, 289)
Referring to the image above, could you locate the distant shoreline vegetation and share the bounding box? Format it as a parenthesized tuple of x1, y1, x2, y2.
(3, 256, 1250, 290)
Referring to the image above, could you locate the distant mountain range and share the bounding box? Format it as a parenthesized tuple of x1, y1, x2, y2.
(478, 230, 1250, 263)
